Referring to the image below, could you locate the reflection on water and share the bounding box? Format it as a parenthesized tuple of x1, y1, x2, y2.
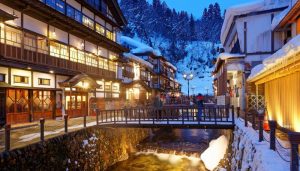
(108, 129, 224, 171)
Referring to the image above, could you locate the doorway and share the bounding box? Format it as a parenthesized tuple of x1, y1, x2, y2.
(65, 92, 88, 118)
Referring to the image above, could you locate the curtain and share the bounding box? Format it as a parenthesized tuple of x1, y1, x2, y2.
(264, 71, 300, 131)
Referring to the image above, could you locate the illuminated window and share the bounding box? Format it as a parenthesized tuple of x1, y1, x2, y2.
(60, 44, 69, 60)
(24, 33, 37, 51)
(109, 52, 118, 60)
(38, 78, 50, 85)
(5, 26, 21, 47)
(83, 15, 94, 29)
(70, 48, 78, 62)
(37, 37, 48, 54)
(14, 75, 29, 84)
(103, 59, 108, 70)
(96, 23, 105, 35)
(50, 42, 69, 59)
(98, 58, 104, 68)
(86, 54, 98, 67)
(78, 50, 85, 64)
(109, 61, 116, 71)
(106, 30, 114, 41)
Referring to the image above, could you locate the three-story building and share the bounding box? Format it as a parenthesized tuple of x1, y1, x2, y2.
(0, 0, 127, 125)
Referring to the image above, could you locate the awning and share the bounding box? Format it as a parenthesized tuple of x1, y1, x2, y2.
(59, 74, 100, 89)
(0, 9, 18, 22)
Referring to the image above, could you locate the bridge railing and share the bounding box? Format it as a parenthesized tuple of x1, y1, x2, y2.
(95, 105, 235, 125)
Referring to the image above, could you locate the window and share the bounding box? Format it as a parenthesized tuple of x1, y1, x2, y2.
(70, 47, 78, 62)
(5, 26, 21, 47)
(96, 23, 105, 35)
(45, 0, 65, 14)
(86, 54, 97, 66)
(60, 44, 69, 60)
(0, 74, 5, 82)
(37, 37, 48, 54)
(109, 52, 117, 60)
(50, 41, 69, 59)
(67, 5, 82, 23)
(103, 59, 108, 70)
(106, 30, 114, 41)
(83, 15, 94, 29)
(78, 50, 85, 64)
(109, 61, 116, 72)
(14, 75, 29, 84)
(24, 33, 37, 51)
(38, 78, 50, 85)
(98, 57, 104, 68)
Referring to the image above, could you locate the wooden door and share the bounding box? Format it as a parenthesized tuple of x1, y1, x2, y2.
(65, 92, 87, 118)
(32, 90, 54, 121)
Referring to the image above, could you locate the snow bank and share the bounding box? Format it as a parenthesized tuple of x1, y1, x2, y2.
(123, 53, 153, 69)
(200, 135, 229, 171)
(120, 36, 162, 56)
(165, 61, 177, 71)
(248, 35, 300, 80)
(231, 119, 289, 171)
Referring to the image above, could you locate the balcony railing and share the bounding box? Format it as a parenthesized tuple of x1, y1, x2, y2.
(0, 43, 116, 79)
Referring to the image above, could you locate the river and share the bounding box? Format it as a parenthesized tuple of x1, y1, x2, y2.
(108, 128, 231, 171)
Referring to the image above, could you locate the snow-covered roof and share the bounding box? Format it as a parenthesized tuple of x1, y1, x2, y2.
(221, 0, 289, 45)
(271, 6, 291, 30)
(120, 36, 162, 56)
(248, 35, 300, 81)
(123, 53, 153, 69)
(218, 53, 245, 60)
(165, 61, 177, 71)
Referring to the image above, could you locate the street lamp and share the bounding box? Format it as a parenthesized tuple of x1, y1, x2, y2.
(183, 73, 194, 98)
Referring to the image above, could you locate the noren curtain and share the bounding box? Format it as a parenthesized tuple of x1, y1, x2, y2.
(264, 71, 300, 131)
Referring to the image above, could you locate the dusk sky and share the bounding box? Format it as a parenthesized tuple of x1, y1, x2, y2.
(146, 0, 255, 19)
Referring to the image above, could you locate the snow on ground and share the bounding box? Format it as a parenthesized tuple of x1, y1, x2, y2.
(231, 119, 289, 171)
(248, 35, 300, 80)
(200, 135, 229, 171)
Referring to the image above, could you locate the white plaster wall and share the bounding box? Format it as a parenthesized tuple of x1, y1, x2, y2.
(32, 72, 55, 88)
(10, 68, 32, 87)
(95, 16, 105, 25)
(23, 15, 47, 36)
(69, 34, 83, 49)
(82, 7, 94, 19)
(0, 3, 21, 27)
(66, 0, 81, 11)
(0, 67, 9, 83)
(56, 75, 69, 89)
(85, 41, 97, 54)
(49, 26, 68, 44)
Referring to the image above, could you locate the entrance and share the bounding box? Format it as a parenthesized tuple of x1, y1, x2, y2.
(65, 92, 87, 118)
(32, 90, 55, 121)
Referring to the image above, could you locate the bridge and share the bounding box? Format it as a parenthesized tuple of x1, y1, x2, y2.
(95, 105, 235, 129)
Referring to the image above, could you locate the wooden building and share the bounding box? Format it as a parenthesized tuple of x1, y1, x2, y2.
(248, 0, 300, 132)
(0, 0, 127, 125)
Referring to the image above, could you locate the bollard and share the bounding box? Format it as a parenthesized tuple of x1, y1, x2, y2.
(64, 114, 68, 133)
(40, 118, 45, 142)
(5, 124, 11, 151)
(269, 120, 277, 150)
(96, 109, 99, 125)
(258, 114, 264, 142)
(231, 105, 235, 118)
(237, 107, 240, 118)
(84, 114, 87, 128)
(288, 132, 300, 171)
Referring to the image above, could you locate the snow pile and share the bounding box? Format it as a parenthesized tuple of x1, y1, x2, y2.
(165, 61, 177, 71)
(248, 35, 300, 80)
(221, 0, 289, 44)
(123, 53, 153, 69)
(231, 119, 289, 171)
(200, 135, 229, 171)
(120, 36, 162, 56)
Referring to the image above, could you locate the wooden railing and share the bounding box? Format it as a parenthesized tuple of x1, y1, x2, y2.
(0, 43, 116, 78)
(95, 105, 235, 126)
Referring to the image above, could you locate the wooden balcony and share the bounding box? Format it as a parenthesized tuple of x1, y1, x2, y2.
(140, 75, 148, 82)
(0, 43, 116, 79)
(122, 70, 134, 78)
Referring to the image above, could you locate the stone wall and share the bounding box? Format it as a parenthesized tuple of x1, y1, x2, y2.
(230, 120, 288, 171)
(0, 126, 150, 171)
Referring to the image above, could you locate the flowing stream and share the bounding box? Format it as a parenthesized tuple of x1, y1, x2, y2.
(108, 128, 230, 171)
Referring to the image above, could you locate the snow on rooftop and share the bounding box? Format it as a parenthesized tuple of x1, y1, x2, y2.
(123, 53, 153, 69)
(120, 36, 162, 56)
(271, 6, 291, 30)
(248, 34, 300, 81)
(165, 61, 177, 71)
(221, 0, 289, 45)
(218, 53, 245, 60)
